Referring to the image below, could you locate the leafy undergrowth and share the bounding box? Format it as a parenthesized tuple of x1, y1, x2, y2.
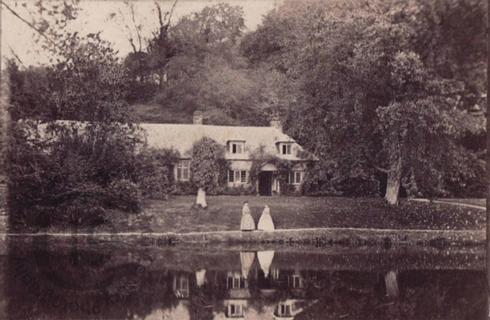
(102, 196, 485, 234)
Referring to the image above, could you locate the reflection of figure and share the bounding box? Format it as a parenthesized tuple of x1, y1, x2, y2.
(240, 251, 255, 280)
(195, 269, 206, 287)
(240, 202, 255, 231)
(258, 205, 275, 231)
(257, 251, 275, 278)
(385, 270, 399, 298)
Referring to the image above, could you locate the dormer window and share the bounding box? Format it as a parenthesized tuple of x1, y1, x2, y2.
(229, 141, 245, 154)
(279, 142, 292, 155)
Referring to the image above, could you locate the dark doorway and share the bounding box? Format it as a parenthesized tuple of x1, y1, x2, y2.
(258, 172, 273, 196)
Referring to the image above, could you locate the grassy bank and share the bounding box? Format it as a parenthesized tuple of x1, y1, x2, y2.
(104, 196, 485, 234)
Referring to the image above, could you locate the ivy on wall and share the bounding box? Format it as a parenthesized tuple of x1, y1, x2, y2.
(249, 146, 296, 195)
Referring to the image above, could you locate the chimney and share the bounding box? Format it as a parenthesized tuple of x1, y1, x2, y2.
(193, 110, 203, 125)
(270, 116, 282, 132)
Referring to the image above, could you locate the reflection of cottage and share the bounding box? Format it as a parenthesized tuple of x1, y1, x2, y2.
(274, 299, 307, 319)
(142, 111, 317, 196)
(226, 271, 249, 294)
(173, 273, 190, 299)
(224, 299, 247, 319)
(287, 271, 305, 290)
(224, 269, 252, 319)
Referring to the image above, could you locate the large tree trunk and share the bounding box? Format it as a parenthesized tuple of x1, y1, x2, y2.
(196, 187, 207, 208)
(385, 152, 402, 205)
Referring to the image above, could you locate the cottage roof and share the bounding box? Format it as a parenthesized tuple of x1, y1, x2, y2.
(30, 120, 317, 161)
(140, 123, 317, 161)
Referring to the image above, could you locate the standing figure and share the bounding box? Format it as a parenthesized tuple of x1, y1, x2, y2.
(240, 201, 255, 231)
(258, 205, 275, 231)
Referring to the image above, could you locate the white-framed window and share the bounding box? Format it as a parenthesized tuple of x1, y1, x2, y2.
(228, 170, 249, 183)
(288, 171, 303, 185)
(176, 160, 190, 181)
(277, 303, 292, 316)
(229, 141, 245, 154)
(173, 275, 190, 298)
(227, 274, 246, 289)
(288, 274, 304, 288)
(280, 143, 292, 155)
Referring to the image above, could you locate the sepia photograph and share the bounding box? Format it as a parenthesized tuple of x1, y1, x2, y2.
(0, 0, 488, 319)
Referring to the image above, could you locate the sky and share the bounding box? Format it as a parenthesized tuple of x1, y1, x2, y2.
(1, 0, 279, 66)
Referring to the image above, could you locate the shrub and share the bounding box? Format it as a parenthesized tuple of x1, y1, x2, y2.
(334, 177, 381, 197)
(219, 185, 255, 195)
(127, 81, 159, 103)
(190, 137, 225, 192)
(7, 121, 144, 231)
(133, 148, 179, 199)
(173, 181, 198, 195)
(106, 179, 142, 213)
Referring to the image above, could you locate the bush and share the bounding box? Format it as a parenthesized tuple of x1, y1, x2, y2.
(190, 137, 225, 192)
(172, 181, 198, 195)
(334, 177, 381, 197)
(218, 185, 256, 195)
(133, 148, 179, 199)
(127, 81, 159, 103)
(7, 121, 144, 231)
(106, 179, 142, 213)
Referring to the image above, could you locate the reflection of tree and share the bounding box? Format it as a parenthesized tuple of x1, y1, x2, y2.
(6, 241, 179, 319)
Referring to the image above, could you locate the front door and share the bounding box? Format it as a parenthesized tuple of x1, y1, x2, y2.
(258, 171, 273, 196)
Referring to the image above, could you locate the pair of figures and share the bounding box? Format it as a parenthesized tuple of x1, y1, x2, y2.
(240, 202, 275, 231)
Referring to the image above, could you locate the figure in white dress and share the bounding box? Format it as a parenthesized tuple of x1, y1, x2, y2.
(258, 205, 275, 231)
(240, 201, 255, 231)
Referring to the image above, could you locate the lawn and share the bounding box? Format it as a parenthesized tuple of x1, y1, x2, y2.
(108, 196, 485, 233)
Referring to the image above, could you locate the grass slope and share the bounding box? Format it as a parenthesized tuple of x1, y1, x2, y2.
(108, 196, 485, 233)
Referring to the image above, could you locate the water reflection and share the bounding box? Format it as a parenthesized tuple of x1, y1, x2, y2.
(1, 240, 487, 319)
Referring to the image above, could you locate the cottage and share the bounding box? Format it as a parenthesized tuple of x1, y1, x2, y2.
(141, 111, 317, 196)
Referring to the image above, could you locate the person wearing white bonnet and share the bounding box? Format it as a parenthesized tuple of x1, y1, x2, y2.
(240, 201, 255, 231)
(258, 205, 275, 231)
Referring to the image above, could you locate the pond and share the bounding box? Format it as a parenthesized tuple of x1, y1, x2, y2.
(0, 239, 487, 319)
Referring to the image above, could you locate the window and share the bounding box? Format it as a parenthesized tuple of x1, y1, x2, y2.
(280, 143, 292, 155)
(228, 170, 249, 183)
(227, 275, 246, 289)
(229, 141, 245, 154)
(174, 275, 190, 298)
(289, 274, 304, 288)
(176, 160, 190, 181)
(241, 170, 247, 183)
(278, 303, 291, 316)
(288, 171, 303, 185)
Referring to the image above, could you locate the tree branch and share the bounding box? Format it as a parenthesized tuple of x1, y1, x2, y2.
(8, 46, 26, 68)
(128, 2, 142, 51)
(166, 0, 179, 26)
(372, 163, 390, 174)
(363, 149, 391, 174)
(0, 0, 62, 52)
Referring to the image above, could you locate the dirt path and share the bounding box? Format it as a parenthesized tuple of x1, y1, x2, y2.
(411, 198, 486, 210)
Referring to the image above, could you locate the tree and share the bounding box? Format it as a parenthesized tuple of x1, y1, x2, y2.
(243, 0, 486, 204)
(170, 3, 245, 57)
(6, 2, 145, 229)
(190, 137, 224, 208)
